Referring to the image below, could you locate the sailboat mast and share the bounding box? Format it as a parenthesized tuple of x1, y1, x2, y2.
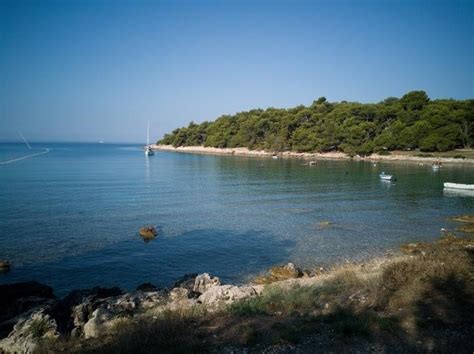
(147, 120, 150, 146)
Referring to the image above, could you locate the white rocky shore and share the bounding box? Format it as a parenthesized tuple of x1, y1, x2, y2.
(152, 144, 474, 165)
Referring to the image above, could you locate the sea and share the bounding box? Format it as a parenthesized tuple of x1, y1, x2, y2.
(0, 142, 473, 296)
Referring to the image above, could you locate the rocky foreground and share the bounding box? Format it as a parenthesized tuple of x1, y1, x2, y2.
(0, 234, 473, 353)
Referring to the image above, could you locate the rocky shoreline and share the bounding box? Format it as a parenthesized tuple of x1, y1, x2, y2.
(152, 144, 474, 165)
(0, 264, 309, 353)
(1, 231, 473, 353)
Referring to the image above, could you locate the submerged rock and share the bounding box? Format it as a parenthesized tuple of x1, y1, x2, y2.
(0, 282, 54, 307)
(139, 226, 158, 241)
(318, 221, 331, 227)
(136, 283, 158, 292)
(0, 260, 10, 272)
(253, 263, 304, 284)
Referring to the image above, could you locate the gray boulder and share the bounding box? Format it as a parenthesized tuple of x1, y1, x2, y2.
(198, 285, 258, 307)
(193, 273, 221, 293)
(73, 290, 166, 338)
(83, 307, 115, 339)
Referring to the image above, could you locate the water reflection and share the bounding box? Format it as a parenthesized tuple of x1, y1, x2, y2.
(443, 188, 474, 198)
(145, 154, 151, 181)
(380, 179, 395, 188)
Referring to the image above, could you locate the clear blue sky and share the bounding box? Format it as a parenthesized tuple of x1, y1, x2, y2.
(1, 0, 473, 143)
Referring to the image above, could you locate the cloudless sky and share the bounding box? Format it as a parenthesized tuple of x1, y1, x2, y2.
(1, 0, 473, 143)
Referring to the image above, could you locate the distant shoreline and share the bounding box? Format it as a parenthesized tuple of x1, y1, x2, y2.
(152, 144, 474, 165)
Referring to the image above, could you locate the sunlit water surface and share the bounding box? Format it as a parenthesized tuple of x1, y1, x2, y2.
(1, 143, 473, 296)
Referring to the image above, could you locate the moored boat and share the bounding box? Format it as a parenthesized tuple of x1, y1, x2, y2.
(443, 182, 474, 190)
(379, 172, 396, 181)
(145, 120, 154, 156)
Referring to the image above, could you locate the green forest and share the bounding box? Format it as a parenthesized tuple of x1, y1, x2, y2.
(158, 91, 474, 155)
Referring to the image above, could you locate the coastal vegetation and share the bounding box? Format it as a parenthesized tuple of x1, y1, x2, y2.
(0, 223, 471, 353)
(158, 91, 474, 156)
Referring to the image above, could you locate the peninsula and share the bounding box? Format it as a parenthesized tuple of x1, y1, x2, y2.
(157, 91, 473, 162)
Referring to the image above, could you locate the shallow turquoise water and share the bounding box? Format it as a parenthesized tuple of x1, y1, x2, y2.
(0, 143, 473, 295)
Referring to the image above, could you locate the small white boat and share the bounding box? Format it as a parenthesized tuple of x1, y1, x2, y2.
(272, 155, 278, 160)
(379, 172, 396, 181)
(443, 182, 474, 190)
(145, 120, 154, 156)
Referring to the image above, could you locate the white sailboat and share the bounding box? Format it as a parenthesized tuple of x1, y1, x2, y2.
(145, 120, 154, 156)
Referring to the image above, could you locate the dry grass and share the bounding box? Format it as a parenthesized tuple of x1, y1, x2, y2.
(38, 234, 474, 353)
(451, 214, 474, 224)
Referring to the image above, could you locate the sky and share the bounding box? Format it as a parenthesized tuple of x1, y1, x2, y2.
(1, 0, 473, 143)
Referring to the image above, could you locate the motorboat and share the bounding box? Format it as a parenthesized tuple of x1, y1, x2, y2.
(443, 182, 474, 190)
(379, 172, 396, 181)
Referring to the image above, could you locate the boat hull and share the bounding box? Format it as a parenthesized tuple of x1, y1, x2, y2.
(443, 182, 474, 190)
(379, 173, 396, 181)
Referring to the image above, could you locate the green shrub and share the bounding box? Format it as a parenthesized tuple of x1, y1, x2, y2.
(29, 319, 50, 338)
(377, 150, 391, 156)
(229, 298, 268, 316)
(453, 154, 466, 159)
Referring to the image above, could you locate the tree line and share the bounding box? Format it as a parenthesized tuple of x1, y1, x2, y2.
(158, 91, 473, 155)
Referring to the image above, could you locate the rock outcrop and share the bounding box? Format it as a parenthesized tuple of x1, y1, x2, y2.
(198, 285, 260, 307)
(139, 226, 158, 241)
(0, 260, 10, 272)
(136, 282, 158, 292)
(0, 269, 300, 349)
(0, 308, 58, 353)
(0, 281, 56, 338)
(253, 262, 305, 284)
(69, 289, 166, 338)
(193, 273, 221, 293)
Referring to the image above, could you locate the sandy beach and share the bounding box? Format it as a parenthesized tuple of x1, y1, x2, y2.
(152, 144, 474, 165)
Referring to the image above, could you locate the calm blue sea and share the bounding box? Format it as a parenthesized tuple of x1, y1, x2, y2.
(0, 143, 473, 296)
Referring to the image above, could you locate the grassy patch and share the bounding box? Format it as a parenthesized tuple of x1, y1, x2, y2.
(377, 150, 391, 156)
(325, 308, 398, 337)
(29, 318, 50, 338)
(229, 298, 268, 316)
